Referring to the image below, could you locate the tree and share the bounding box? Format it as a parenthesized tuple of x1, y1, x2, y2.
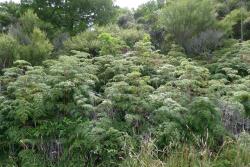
(18, 9, 43, 34)
(18, 28, 53, 65)
(0, 2, 21, 32)
(20, 0, 117, 34)
(7, 10, 53, 65)
(134, 0, 166, 52)
(0, 34, 18, 70)
(160, 0, 220, 55)
(117, 9, 135, 29)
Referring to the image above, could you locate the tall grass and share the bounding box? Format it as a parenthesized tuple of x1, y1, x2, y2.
(121, 132, 250, 167)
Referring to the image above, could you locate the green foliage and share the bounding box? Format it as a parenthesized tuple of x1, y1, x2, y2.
(0, 2, 20, 32)
(155, 122, 182, 149)
(219, 8, 249, 38)
(234, 91, 250, 117)
(208, 40, 250, 80)
(213, 132, 250, 167)
(119, 28, 146, 48)
(4, 10, 54, 66)
(186, 98, 224, 144)
(152, 98, 186, 125)
(160, 0, 220, 55)
(117, 9, 135, 29)
(121, 140, 165, 167)
(122, 132, 250, 167)
(21, 0, 116, 34)
(0, 34, 18, 69)
(1, 0, 250, 166)
(134, 34, 155, 57)
(64, 29, 101, 56)
(19, 9, 43, 34)
(98, 33, 128, 55)
(18, 150, 45, 167)
(64, 26, 146, 56)
(18, 28, 53, 65)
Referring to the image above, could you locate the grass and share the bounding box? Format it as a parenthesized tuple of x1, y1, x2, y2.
(120, 132, 250, 167)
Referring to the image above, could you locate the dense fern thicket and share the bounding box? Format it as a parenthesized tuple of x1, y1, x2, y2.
(0, 0, 250, 166)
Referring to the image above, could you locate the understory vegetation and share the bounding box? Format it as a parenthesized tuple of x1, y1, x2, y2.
(0, 0, 250, 166)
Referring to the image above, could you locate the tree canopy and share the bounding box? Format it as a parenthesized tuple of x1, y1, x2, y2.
(20, 0, 116, 34)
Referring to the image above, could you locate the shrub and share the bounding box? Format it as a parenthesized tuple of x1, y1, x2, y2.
(64, 30, 101, 56)
(155, 122, 183, 149)
(186, 97, 224, 145)
(0, 34, 18, 69)
(98, 32, 128, 55)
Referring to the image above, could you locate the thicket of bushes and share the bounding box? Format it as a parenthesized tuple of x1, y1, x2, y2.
(0, 0, 250, 166)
